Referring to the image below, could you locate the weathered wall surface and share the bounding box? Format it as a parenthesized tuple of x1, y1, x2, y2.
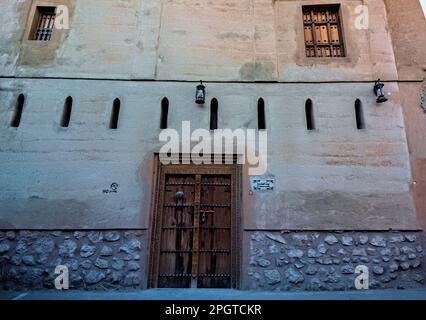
(397, 83, 426, 228)
(2, 229, 424, 291)
(385, 0, 426, 81)
(0, 1, 421, 229)
(0, 79, 419, 230)
(0, 230, 146, 290)
(0, 0, 424, 292)
(244, 231, 425, 291)
(384, 0, 426, 227)
(0, 0, 397, 82)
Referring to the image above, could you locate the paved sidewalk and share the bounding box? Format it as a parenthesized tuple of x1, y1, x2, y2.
(1, 288, 426, 300)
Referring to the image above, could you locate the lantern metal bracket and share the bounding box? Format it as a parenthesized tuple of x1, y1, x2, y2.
(373, 79, 388, 103)
(195, 80, 206, 104)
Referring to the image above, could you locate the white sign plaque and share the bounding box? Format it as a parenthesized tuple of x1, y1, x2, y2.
(251, 177, 275, 191)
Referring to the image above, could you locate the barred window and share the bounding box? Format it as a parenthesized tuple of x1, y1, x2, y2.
(303, 5, 345, 58)
(30, 7, 56, 41)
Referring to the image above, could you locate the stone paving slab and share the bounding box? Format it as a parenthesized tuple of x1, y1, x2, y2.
(1, 288, 426, 300)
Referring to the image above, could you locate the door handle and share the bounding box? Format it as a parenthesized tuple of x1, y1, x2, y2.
(200, 210, 214, 224)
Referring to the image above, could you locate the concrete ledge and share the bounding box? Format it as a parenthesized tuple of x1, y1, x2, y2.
(1, 288, 426, 300)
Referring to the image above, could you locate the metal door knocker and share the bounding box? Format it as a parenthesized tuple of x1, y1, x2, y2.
(176, 191, 184, 200)
(200, 210, 214, 224)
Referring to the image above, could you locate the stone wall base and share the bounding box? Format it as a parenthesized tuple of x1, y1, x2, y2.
(247, 231, 425, 291)
(0, 230, 145, 290)
(1, 230, 425, 291)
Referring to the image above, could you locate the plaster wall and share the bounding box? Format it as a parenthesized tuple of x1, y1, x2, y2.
(384, 0, 426, 227)
(0, 79, 419, 230)
(0, 0, 398, 82)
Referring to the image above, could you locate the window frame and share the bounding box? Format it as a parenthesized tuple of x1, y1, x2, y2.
(302, 4, 346, 59)
(28, 6, 57, 41)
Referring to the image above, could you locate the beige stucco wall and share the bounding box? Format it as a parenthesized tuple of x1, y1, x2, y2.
(384, 0, 426, 228)
(1, 0, 398, 82)
(0, 0, 422, 230)
(0, 79, 419, 230)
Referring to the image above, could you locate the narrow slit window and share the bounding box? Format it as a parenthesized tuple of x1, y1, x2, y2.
(257, 98, 266, 130)
(305, 99, 315, 130)
(30, 7, 56, 41)
(110, 98, 121, 129)
(11, 94, 25, 128)
(355, 99, 365, 130)
(210, 98, 218, 130)
(160, 97, 169, 129)
(60, 96, 73, 127)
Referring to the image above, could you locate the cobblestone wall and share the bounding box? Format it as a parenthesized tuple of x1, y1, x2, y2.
(1, 230, 425, 291)
(0, 230, 145, 290)
(248, 231, 425, 291)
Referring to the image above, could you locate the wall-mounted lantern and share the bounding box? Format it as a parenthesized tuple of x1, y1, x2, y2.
(195, 80, 206, 104)
(373, 79, 388, 103)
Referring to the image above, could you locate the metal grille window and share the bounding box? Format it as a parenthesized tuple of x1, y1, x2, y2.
(31, 7, 56, 41)
(303, 5, 345, 58)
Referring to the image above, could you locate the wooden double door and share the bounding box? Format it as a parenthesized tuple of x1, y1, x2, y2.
(149, 164, 239, 288)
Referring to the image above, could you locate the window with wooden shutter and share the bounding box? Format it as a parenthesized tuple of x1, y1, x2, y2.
(303, 5, 345, 58)
(30, 7, 56, 41)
